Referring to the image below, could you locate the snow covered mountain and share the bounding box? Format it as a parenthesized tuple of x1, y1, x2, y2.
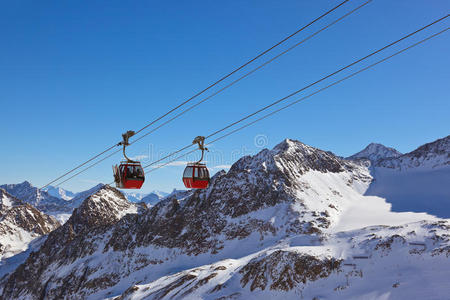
(0, 189, 60, 261)
(1, 137, 448, 299)
(122, 190, 170, 206)
(140, 191, 170, 206)
(0, 181, 72, 221)
(42, 186, 75, 201)
(121, 191, 148, 203)
(348, 142, 402, 163)
(0, 182, 113, 223)
(2, 181, 171, 221)
(374, 135, 450, 170)
(68, 183, 105, 209)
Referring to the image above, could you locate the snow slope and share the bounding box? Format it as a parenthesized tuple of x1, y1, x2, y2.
(366, 166, 450, 218)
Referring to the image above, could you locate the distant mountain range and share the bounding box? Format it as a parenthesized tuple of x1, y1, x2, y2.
(348, 136, 449, 170)
(0, 181, 72, 223)
(0, 182, 174, 223)
(43, 186, 75, 201)
(42, 183, 172, 207)
(348, 142, 402, 163)
(0, 135, 448, 299)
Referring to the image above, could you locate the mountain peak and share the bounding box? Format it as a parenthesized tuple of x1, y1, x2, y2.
(43, 186, 75, 201)
(348, 142, 402, 163)
(273, 138, 305, 152)
(69, 185, 138, 231)
(272, 138, 346, 175)
(20, 180, 32, 187)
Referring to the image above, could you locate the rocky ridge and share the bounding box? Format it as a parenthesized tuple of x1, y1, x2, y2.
(375, 135, 450, 170)
(0, 188, 60, 260)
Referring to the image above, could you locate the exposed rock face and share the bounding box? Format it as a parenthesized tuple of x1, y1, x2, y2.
(239, 250, 342, 291)
(0, 182, 112, 224)
(0, 189, 60, 260)
(69, 185, 138, 230)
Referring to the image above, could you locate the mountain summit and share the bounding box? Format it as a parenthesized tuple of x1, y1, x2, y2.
(348, 142, 402, 163)
(42, 186, 75, 201)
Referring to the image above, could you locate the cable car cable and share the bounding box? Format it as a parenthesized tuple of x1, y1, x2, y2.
(61, 14, 449, 188)
(139, 16, 449, 170)
(113, 16, 448, 184)
(204, 15, 449, 141)
(141, 27, 449, 176)
(129, 0, 372, 145)
(133, 0, 351, 136)
(41, 0, 352, 190)
(98, 0, 371, 164)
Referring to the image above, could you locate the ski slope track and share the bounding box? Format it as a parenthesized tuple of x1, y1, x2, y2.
(0, 136, 449, 299)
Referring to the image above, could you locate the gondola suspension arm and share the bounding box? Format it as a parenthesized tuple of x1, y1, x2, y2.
(193, 136, 208, 164)
(119, 130, 137, 163)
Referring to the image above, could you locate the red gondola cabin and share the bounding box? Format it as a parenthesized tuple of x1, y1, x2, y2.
(182, 163, 210, 189)
(113, 162, 145, 189)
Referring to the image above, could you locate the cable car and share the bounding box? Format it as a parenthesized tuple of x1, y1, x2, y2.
(183, 163, 210, 189)
(182, 136, 210, 189)
(113, 130, 145, 189)
(113, 162, 145, 189)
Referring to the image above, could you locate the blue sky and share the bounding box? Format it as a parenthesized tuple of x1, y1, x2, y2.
(1, 0, 449, 193)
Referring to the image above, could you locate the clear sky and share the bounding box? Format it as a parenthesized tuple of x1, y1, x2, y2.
(1, 0, 449, 193)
